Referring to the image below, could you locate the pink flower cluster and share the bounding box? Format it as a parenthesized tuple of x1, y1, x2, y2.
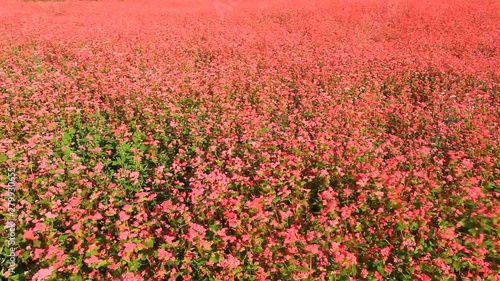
(0, 0, 499, 280)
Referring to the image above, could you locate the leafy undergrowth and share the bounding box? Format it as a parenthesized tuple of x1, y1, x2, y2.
(0, 0, 499, 280)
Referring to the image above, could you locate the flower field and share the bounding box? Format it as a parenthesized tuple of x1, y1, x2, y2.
(0, 0, 499, 280)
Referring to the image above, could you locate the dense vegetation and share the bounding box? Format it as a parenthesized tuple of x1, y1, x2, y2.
(1, 0, 499, 280)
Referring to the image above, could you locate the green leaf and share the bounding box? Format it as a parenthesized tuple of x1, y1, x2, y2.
(132, 131, 142, 144)
(410, 221, 419, 231)
(396, 222, 407, 231)
(85, 248, 99, 257)
(377, 264, 386, 276)
(232, 267, 242, 275)
(95, 260, 110, 269)
(71, 274, 83, 281)
(144, 238, 154, 248)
